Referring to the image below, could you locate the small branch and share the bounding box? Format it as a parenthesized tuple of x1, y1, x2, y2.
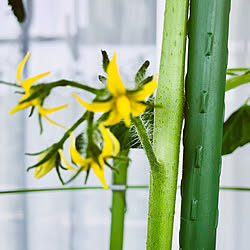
(0, 80, 22, 88)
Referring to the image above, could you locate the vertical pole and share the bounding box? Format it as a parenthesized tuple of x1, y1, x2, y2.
(147, 0, 188, 249)
(180, 0, 231, 249)
(109, 150, 129, 250)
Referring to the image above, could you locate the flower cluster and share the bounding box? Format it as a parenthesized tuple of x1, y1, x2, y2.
(73, 53, 157, 127)
(10, 52, 157, 188)
(10, 52, 68, 129)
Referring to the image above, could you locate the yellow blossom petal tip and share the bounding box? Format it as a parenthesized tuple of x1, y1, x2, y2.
(107, 53, 126, 96)
(17, 52, 31, 84)
(72, 93, 113, 113)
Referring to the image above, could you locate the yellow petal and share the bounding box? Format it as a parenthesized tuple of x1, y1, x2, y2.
(100, 125, 120, 157)
(70, 133, 91, 169)
(41, 113, 68, 130)
(123, 115, 131, 127)
(91, 162, 108, 189)
(130, 100, 147, 117)
(103, 109, 123, 126)
(72, 93, 113, 112)
(116, 95, 131, 117)
(58, 149, 77, 171)
(17, 52, 30, 84)
(128, 75, 157, 101)
(107, 53, 126, 96)
(34, 154, 56, 179)
(38, 104, 68, 115)
(21, 71, 50, 91)
(9, 95, 32, 114)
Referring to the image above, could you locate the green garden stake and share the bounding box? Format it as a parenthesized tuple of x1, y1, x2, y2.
(180, 0, 231, 249)
(109, 149, 129, 250)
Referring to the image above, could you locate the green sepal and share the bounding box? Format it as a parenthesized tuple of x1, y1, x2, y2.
(104, 160, 119, 174)
(55, 154, 65, 185)
(8, 0, 25, 23)
(19, 84, 51, 105)
(84, 168, 90, 184)
(38, 113, 43, 134)
(98, 75, 107, 85)
(29, 106, 35, 117)
(26, 144, 60, 171)
(14, 91, 25, 95)
(135, 60, 150, 87)
(64, 167, 84, 185)
(222, 101, 250, 155)
(94, 88, 111, 102)
(101, 50, 110, 73)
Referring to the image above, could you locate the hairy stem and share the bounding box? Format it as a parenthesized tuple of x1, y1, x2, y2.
(146, 0, 188, 249)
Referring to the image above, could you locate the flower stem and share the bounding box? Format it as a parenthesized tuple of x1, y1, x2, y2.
(131, 116, 159, 171)
(147, 0, 188, 249)
(50, 79, 100, 94)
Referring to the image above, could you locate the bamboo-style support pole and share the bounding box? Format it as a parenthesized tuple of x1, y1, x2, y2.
(109, 150, 129, 250)
(179, 0, 231, 249)
(146, 0, 188, 249)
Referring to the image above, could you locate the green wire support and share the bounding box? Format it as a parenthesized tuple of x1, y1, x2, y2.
(109, 149, 130, 250)
(0, 185, 250, 195)
(147, 0, 188, 249)
(179, 0, 231, 249)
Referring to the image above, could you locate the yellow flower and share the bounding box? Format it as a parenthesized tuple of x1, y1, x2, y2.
(72, 53, 157, 127)
(34, 149, 58, 179)
(10, 52, 68, 128)
(59, 124, 120, 189)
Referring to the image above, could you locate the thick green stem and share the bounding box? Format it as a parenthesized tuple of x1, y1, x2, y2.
(109, 149, 130, 250)
(147, 1, 188, 249)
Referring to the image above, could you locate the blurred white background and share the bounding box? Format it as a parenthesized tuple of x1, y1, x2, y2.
(0, 0, 249, 249)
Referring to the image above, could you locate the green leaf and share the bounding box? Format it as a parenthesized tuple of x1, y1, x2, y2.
(110, 122, 130, 151)
(101, 50, 110, 73)
(75, 133, 87, 156)
(226, 71, 250, 91)
(135, 60, 150, 87)
(222, 103, 250, 155)
(8, 0, 26, 23)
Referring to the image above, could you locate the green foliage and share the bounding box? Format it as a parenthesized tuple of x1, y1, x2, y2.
(8, 0, 25, 23)
(111, 121, 130, 151)
(226, 69, 250, 91)
(222, 101, 250, 155)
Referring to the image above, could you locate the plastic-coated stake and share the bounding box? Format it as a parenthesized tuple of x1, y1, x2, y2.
(109, 149, 129, 250)
(179, 0, 231, 249)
